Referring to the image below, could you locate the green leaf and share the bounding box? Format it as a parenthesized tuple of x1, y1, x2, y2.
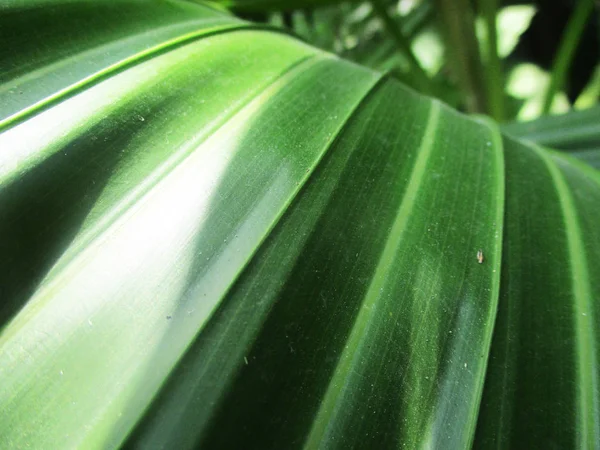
(503, 105, 600, 169)
(475, 141, 600, 448)
(212, 0, 362, 12)
(1, 1, 599, 449)
(0, 0, 244, 128)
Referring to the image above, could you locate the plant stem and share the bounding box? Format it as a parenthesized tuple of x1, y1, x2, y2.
(435, 0, 487, 114)
(478, 0, 504, 121)
(542, 0, 595, 115)
(402, 1, 433, 39)
(370, 0, 433, 94)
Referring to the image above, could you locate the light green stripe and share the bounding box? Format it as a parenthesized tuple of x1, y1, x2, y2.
(303, 100, 441, 449)
(0, 23, 248, 131)
(551, 150, 600, 188)
(0, 55, 327, 341)
(531, 144, 600, 448)
(467, 117, 506, 449)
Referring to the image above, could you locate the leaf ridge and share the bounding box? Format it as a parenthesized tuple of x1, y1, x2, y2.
(531, 144, 600, 448)
(303, 99, 442, 448)
(465, 117, 506, 449)
(0, 23, 307, 132)
(0, 53, 321, 340)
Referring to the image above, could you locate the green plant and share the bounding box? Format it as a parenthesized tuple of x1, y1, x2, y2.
(0, 1, 599, 449)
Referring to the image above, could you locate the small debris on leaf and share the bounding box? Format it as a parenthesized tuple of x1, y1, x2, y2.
(477, 249, 484, 264)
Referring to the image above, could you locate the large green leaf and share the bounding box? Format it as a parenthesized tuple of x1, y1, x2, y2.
(1, 1, 599, 449)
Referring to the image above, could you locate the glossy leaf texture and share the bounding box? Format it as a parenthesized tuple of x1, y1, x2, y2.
(504, 105, 600, 169)
(0, 0, 244, 127)
(0, 1, 599, 449)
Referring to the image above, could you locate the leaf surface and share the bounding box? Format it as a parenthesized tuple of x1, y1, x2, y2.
(504, 106, 600, 169)
(0, 2, 598, 449)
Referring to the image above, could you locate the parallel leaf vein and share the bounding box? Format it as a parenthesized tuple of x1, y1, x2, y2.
(303, 100, 441, 448)
(532, 144, 600, 448)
